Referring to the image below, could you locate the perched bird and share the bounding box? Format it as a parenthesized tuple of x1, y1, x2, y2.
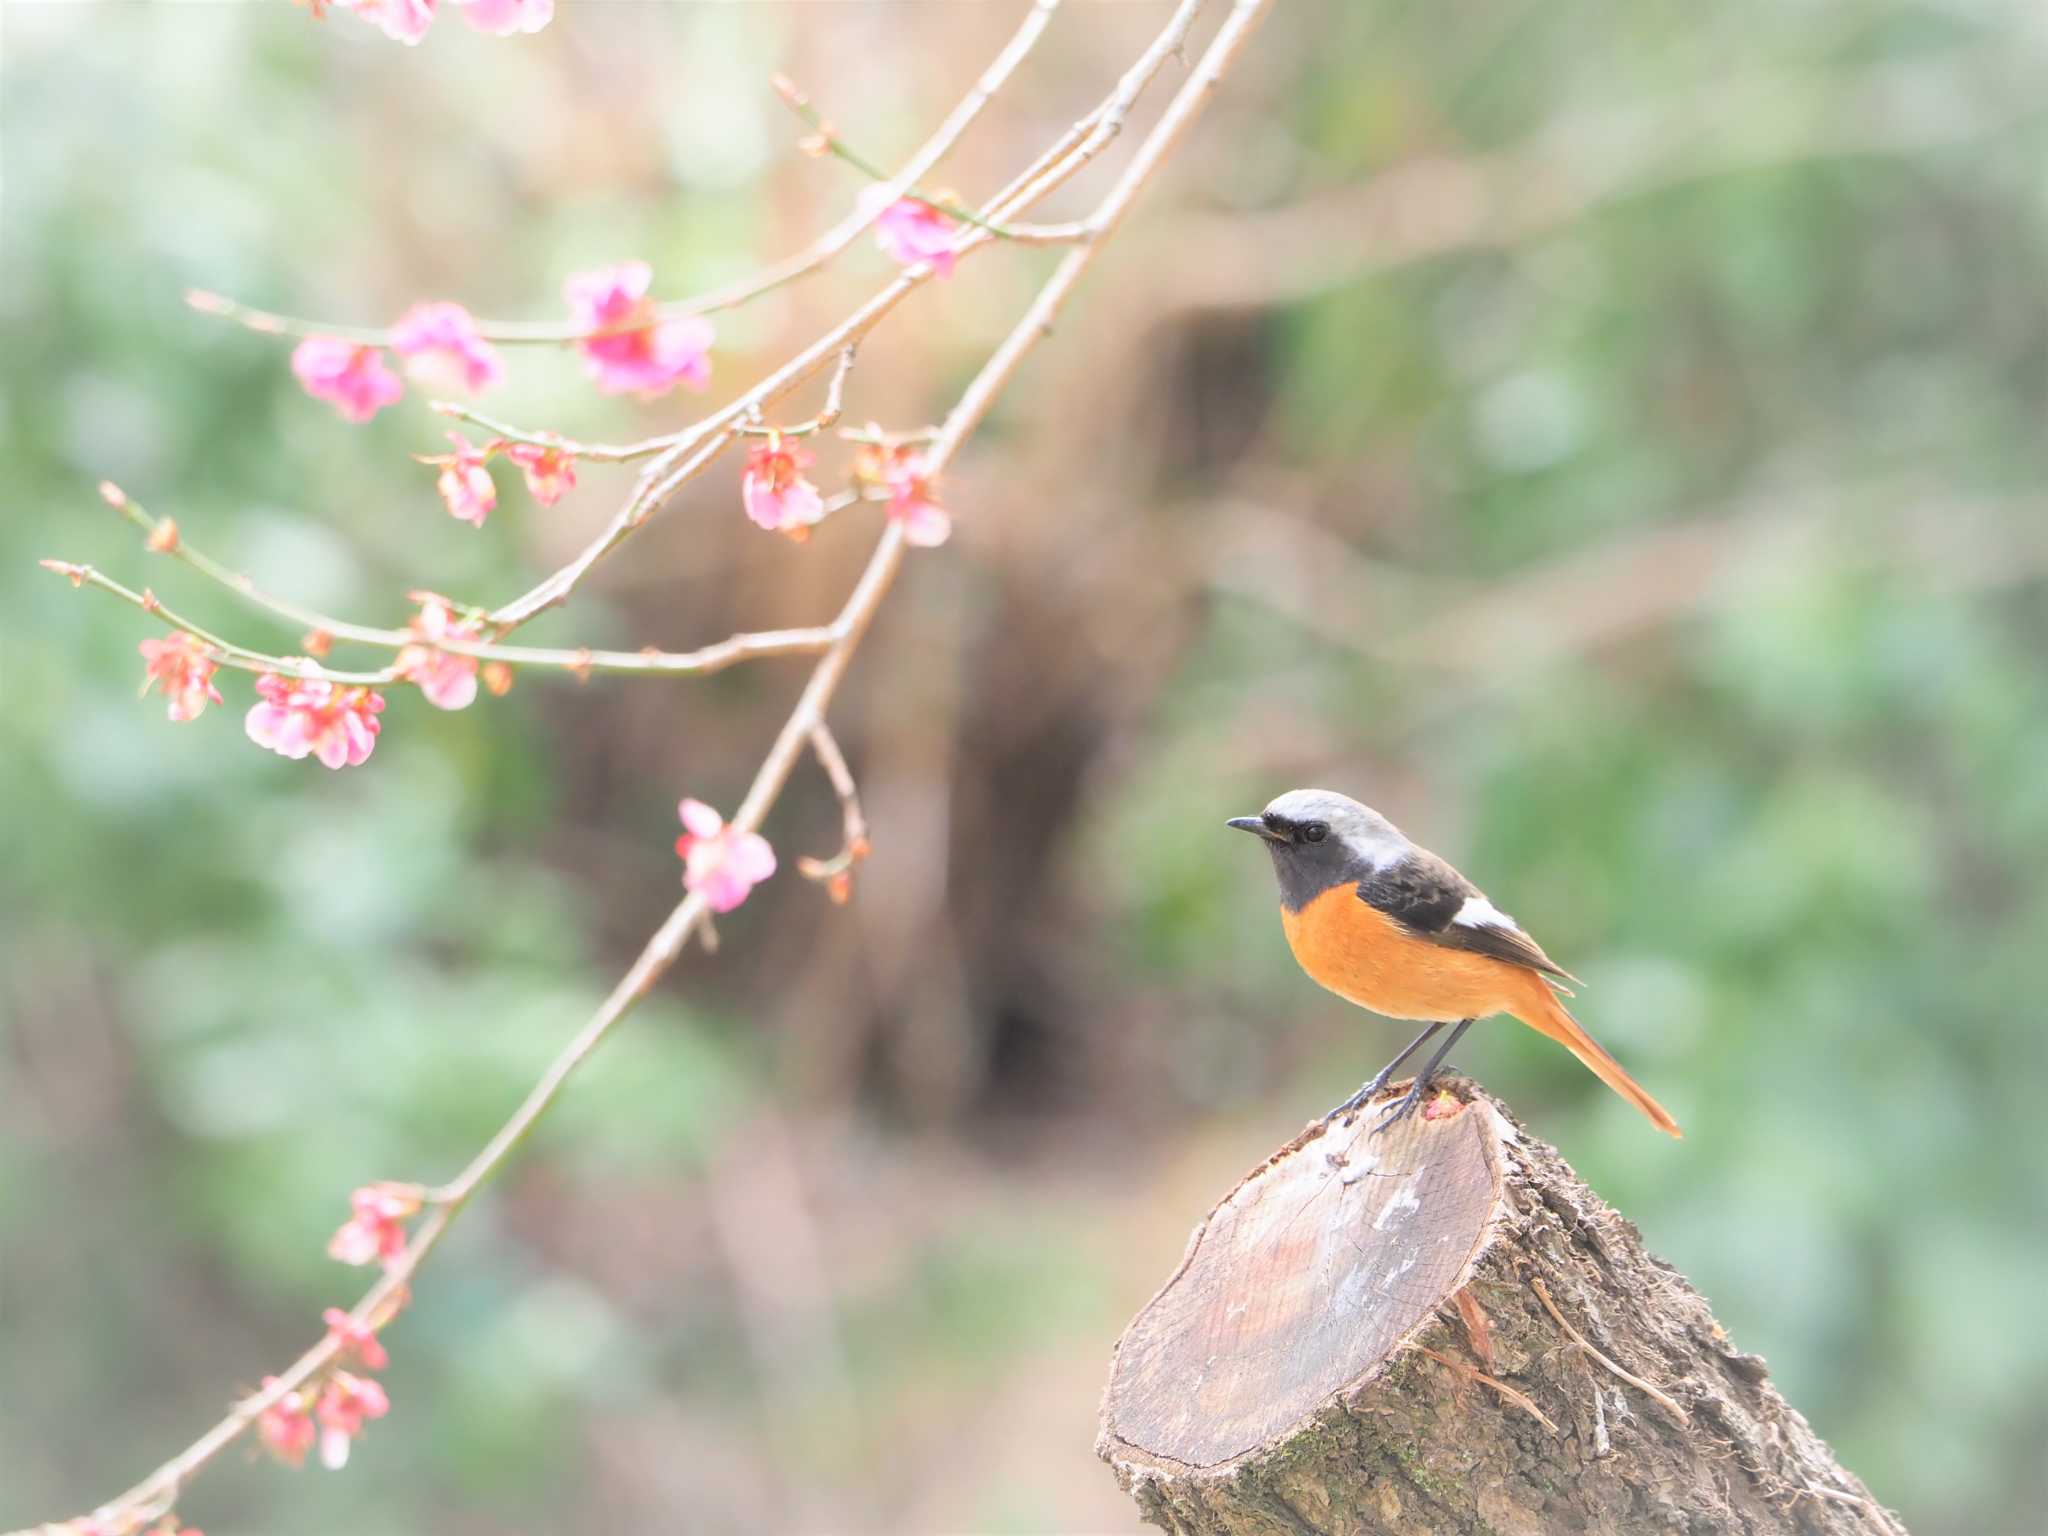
(1229, 789, 1681, 1138)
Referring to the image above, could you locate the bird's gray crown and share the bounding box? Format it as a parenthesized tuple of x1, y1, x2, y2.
(1259, 789, 1409, 867)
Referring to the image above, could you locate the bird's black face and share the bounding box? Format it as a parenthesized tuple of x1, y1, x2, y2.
(1227, 810, 1361, 911)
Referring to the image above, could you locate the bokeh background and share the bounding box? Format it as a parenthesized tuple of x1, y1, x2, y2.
(5, 2, 2046, 1533)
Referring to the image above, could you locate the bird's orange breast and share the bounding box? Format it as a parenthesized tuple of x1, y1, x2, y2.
(1279, 885, 1530, 1023)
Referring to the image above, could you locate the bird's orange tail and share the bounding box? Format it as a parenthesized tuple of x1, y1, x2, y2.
(1512, 978, 1682, 1138)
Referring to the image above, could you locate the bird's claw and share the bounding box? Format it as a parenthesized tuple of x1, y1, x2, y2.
(1322, 1073, 1391, 1127)
(1367, 1081, 1430, 1137)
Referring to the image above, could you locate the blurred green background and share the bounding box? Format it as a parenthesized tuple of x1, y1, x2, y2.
(4, 2, 2045, 1533)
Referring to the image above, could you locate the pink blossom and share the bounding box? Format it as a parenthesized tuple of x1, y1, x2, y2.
(426, 433, 496, 527)
(290, 337, 405, 423)
(247, 675, 386, 770)
(564, 262, 713, 397)
(323, 1308, 390, 1372)
(675, 798, 776, 914)
(316, 1371, 391, 1470)
(863, 190, 960, 278)
(138, 633, 223, 723)
(258, 1380, 317, 1468)
(455, 0, 553, 34)
(505, 440, 577, 506)
(741, 437, 824, 535)
(332, 0, 435, 43)
(326, 1183, 420, 1267)
(883, 452, 950, 547)
(389, 302, 503, 394)
(394, 595, 481, 711)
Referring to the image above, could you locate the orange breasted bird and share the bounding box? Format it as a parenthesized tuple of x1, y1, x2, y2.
(1229, 789, 1681, 1138)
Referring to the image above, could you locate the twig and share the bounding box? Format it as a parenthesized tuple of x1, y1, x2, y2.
(437, 341, 862, 459)
(738, 343, 857, 438)
(1415, 1346, 1559, 1434)
(46, 556, 837, 682)
(88, 481, 838, 677)
(1452, 1285, 1496, 1375)
(795, 723, 871, 897)
(96, 482, 410, 648)
(481, 273, 920, 629)
(1530, 1277, 1689, 1426)
(481, 0, 1214, 634)
(424, 407, 668, 464)
(29, 2, 1269, 1527)
(183, 0, 1067, 348)
(41, 562, 318, 679)
(772, 73, 1019, 240)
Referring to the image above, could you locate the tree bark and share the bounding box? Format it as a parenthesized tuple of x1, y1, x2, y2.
(1097, 1080, 1907, 1536)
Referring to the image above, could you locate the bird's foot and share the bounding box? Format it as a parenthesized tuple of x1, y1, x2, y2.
(1367, 1076, 1435, 1137)
(1322, 1070, 1395, 1126)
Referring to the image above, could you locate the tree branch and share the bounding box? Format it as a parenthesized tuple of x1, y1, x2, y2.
(28, 3, 1272, 1530)
(181, 0, 1069, 347)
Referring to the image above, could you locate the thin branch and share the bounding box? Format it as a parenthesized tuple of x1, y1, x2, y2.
(40, 562, 325, 679)
(1415, 1346, 1560, 1434)
(481, 273, 921, 630)
(925, 0, 1269, 470)
(554, 0, 1218, 627)
(46, 557, 836, 683)
(36, 2, 1268, 1527)
(795, 722, 870, 897)
(424, 408, 665, 464)
(436, 341, 862, 459)
(472, 0, 1211, 634)
(1531, 1277, 1689, 1427)
(96, 483, 413, 648)
(184, 0, 1067, 349)
(771, 73, 1020, 240)
(738, 343, 857, 437)
(974, 0, 1209, 225)
(84, 483, 837, 677)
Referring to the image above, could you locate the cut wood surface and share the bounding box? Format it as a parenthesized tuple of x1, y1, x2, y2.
(1098, 1080, 1907, 1536)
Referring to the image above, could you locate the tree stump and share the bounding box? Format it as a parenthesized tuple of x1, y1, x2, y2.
(1097, 1080, 1908, 1536)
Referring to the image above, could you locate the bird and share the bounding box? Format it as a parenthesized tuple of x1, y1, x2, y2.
(1228, 788, 1681, 1138)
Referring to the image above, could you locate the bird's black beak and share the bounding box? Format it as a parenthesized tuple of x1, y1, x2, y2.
(1227, 816, 1285, 844)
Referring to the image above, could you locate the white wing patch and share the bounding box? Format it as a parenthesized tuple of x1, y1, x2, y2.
(1452, 894, 1515, 930)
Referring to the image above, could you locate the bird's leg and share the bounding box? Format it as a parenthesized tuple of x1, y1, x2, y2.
(1324, 1021, 1447, 1124)
(1369, 1017, 1474, 1136)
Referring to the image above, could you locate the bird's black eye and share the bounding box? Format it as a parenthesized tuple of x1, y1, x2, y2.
(1301, 822, 1329, 844)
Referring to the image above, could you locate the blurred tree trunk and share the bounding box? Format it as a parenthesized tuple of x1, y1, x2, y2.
(1097, 1084, 1908, 1536)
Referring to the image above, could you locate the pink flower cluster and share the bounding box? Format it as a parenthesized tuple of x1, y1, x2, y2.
(507, 439, 577, 505)
(742, 436, 824, 537)
(138, 633, 223, 722)
(258, 1370, 391, 1471)
(291, 339, 403, 424)
(419, 433, 578, 526)
(676, 799, 776, 913)
(565, 262, 715, 397)
(253, 1188, 414, 1470)
(394, 594, 482, 710)
(390, 302, 505, 393)
(329, 0, 552, 46)
(323, 1308, 391, 1371)
(283, 265, 712, 422)
(246, 675, 386, 770)
(864, 191, 962, 278)
(327, 1183, 422, 1267)
(856, 441, 950, 547)
(429, 434, 497, 526)
(133, 636, 405, 772)
(290, 303, 500, 425)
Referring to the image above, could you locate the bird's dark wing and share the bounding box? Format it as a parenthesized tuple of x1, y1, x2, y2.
(1357, 851, 1579, 984)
